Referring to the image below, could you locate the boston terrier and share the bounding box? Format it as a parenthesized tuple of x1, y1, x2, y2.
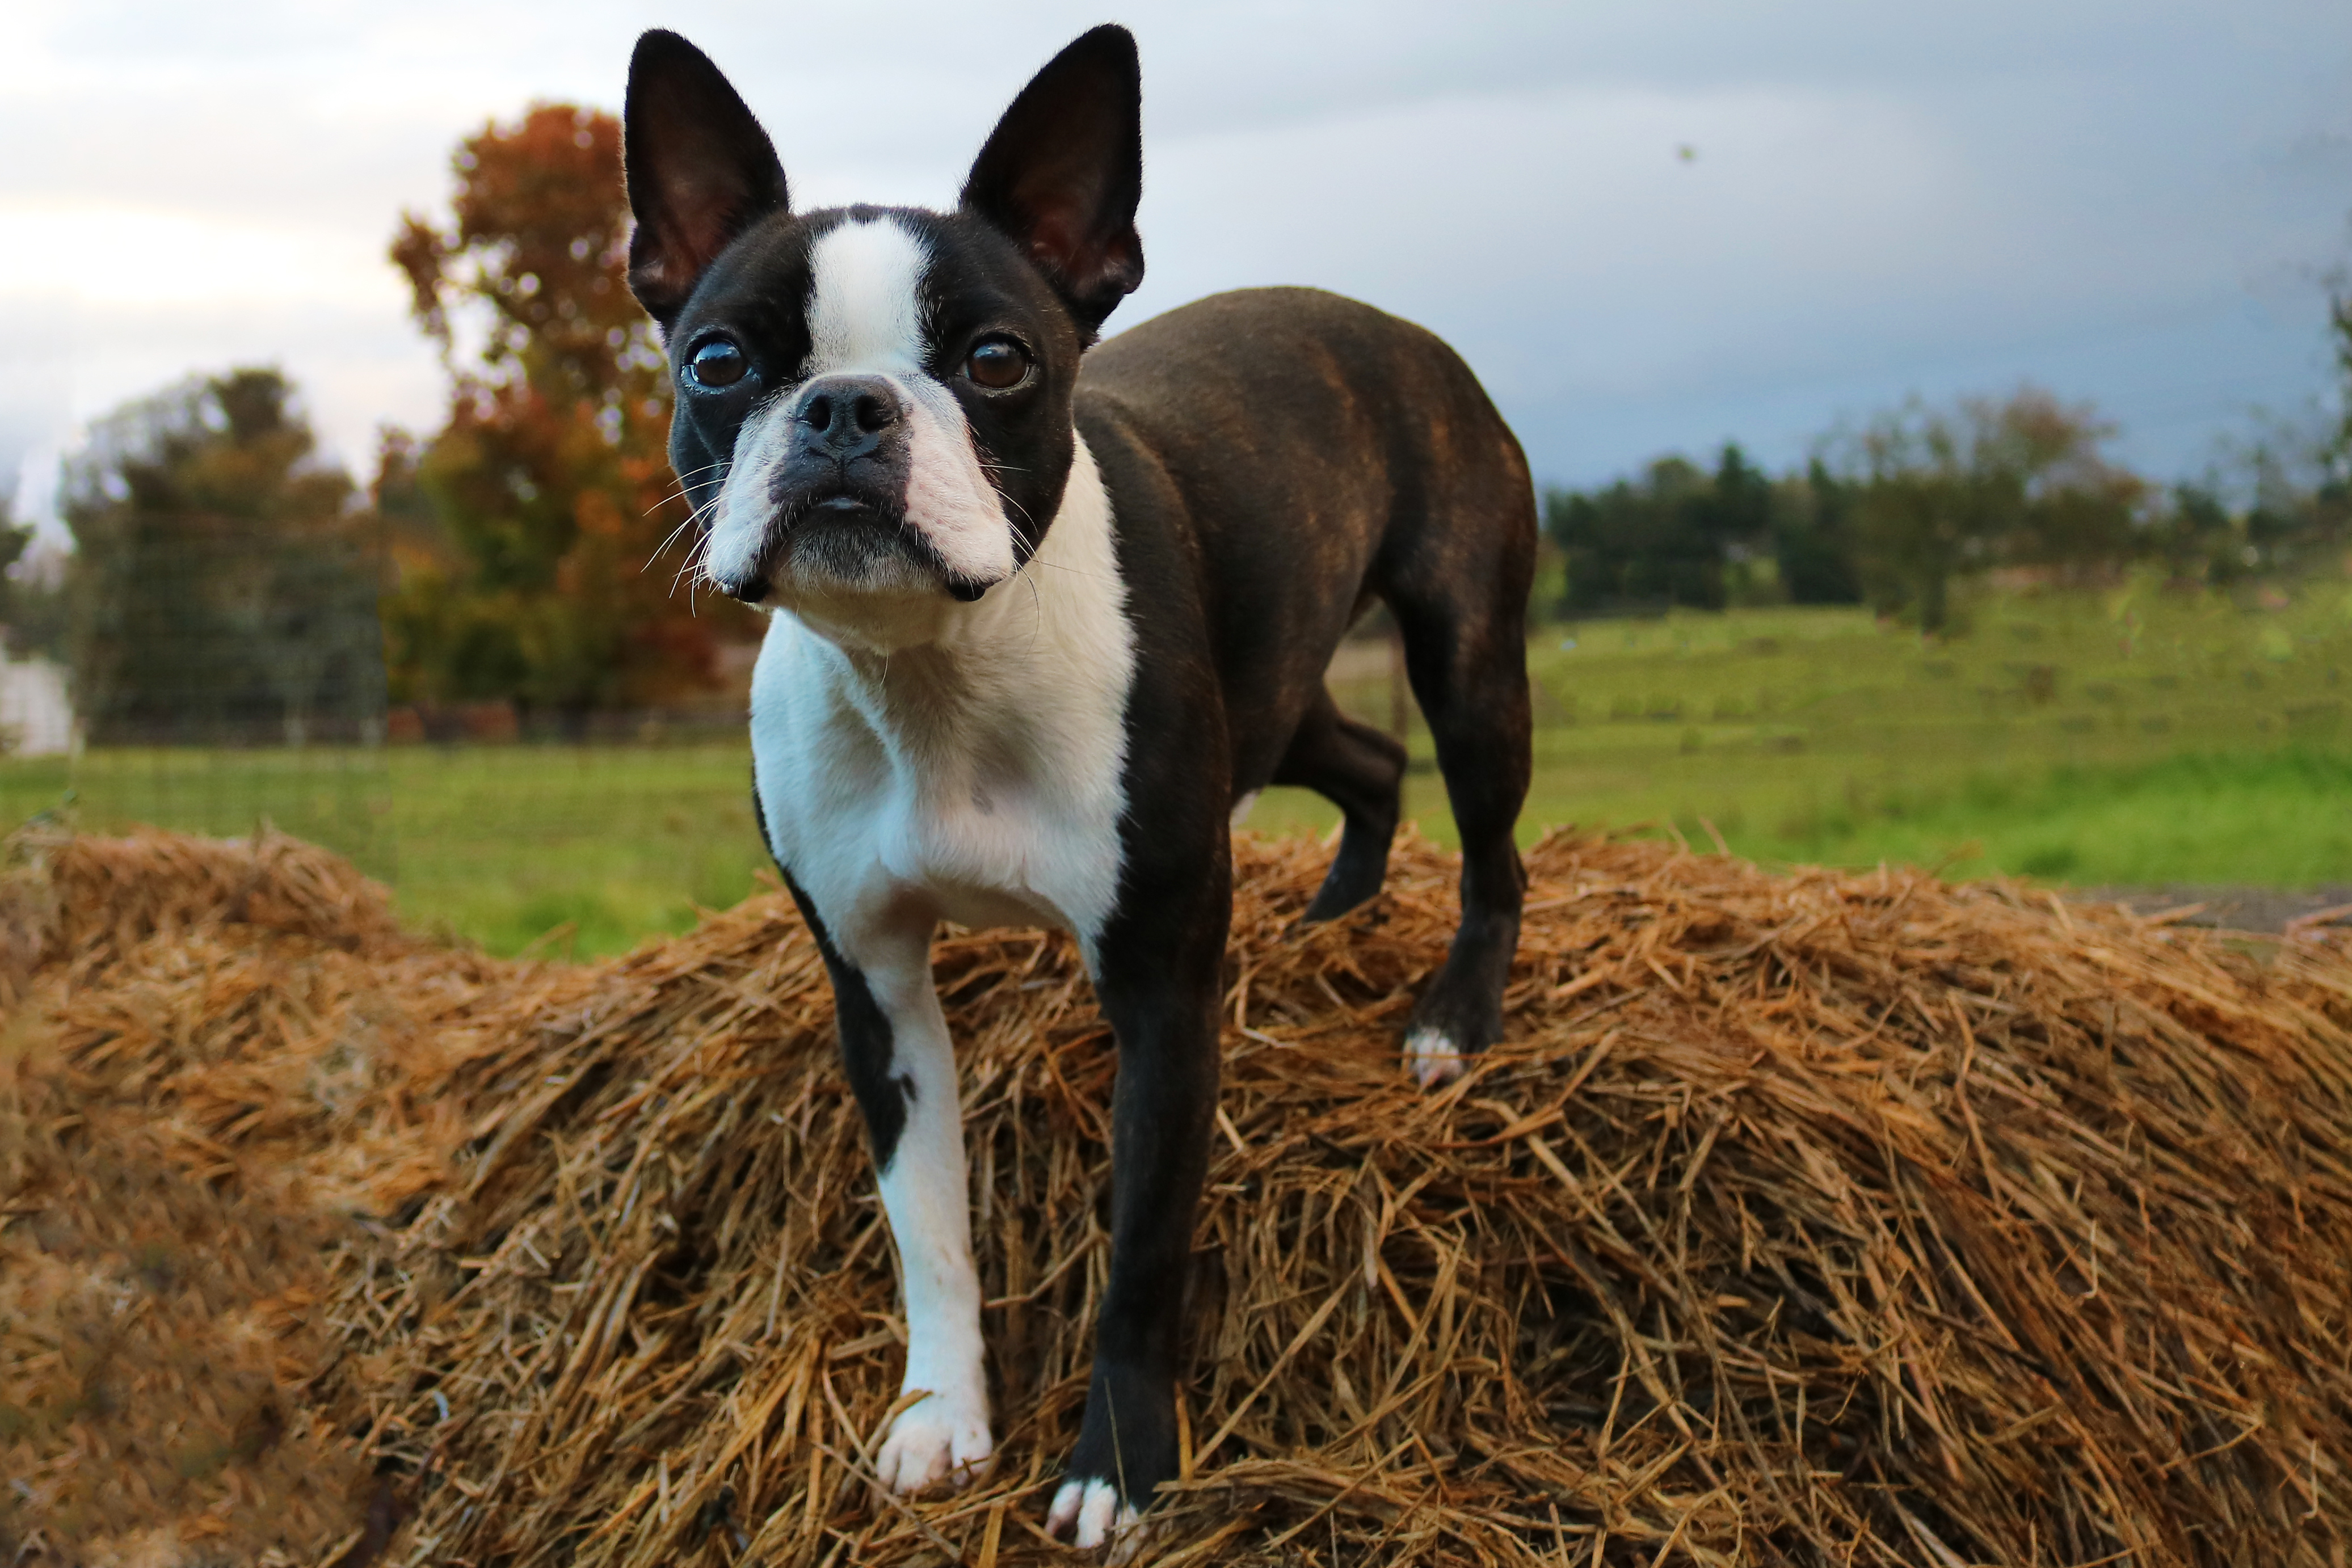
(622, 24, 1534, 1550)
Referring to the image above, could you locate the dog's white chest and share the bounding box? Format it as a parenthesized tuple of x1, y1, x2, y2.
(748, 439, 1134, 963)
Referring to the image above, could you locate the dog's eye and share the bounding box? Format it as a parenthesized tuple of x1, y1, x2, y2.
(963, 337, 1030, 391)
(686, 339, 748, 389)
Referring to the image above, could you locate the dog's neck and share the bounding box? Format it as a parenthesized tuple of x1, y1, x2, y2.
(777, 434, 1132, 772)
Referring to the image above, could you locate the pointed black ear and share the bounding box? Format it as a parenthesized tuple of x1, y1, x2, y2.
(624, 30, 789, 326)
(960, 25, 1144, 337)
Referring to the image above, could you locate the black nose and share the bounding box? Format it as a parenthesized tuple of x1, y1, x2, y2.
(796, 374, 902, 461)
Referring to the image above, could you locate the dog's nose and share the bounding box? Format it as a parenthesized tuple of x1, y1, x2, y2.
(796, 374, 902, 461)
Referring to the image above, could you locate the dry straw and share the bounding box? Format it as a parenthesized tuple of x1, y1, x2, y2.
(5, 824, 2351, 1566)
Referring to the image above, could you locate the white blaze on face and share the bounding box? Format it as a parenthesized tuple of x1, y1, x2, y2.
(702, 214, 1016, 604)
(806, 217, 925, 373)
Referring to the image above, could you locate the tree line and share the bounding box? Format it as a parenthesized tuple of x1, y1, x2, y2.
(1549, 369, 2352, 633)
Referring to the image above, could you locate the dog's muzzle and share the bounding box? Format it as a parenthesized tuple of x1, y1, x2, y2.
(718, 373, 998, 605)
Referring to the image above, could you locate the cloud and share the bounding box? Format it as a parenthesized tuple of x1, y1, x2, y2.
(0, 0, 2345, 511)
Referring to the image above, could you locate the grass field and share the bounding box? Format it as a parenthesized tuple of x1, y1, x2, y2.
(1277, 572, 2352, 887)
(6, 574, 2347, 956)
(0, 743, 761, 958)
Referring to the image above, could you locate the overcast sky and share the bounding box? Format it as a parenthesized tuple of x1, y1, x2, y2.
(3, 0, 2348, 536)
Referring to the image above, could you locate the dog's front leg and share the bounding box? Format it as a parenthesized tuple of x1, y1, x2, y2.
(784, 878, 992, 1494)
(1047, 858, 1230, 1549)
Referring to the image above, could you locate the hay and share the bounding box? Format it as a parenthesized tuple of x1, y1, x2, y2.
(2, 825, 409, 995)
(0, 830, 493, 1565)
(6, 827, 2352, 1566)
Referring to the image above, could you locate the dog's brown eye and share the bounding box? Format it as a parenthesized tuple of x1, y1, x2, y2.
(964, 337, 1030, 390)
(687, 338, 747, 389)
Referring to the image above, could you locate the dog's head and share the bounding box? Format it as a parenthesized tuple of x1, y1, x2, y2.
(622, 27, 1143, 644)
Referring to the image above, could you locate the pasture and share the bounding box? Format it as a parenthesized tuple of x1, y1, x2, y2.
(3, 578, 2346, 956)
(1298, 576, 2352, 887)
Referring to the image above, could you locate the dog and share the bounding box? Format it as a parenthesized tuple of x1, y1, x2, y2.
(622, 24, 1534, 1549)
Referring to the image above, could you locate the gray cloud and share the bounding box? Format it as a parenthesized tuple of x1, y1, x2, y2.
(0, 0, 2345, 515)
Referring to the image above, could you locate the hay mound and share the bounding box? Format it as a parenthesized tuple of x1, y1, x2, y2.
(1, 826, 407, 992)
(0, 831, 491, 1565)
(6, 829, 2352, 1566)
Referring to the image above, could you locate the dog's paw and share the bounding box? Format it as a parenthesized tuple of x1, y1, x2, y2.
(1048, 1477, 1144, 1556)
(875, 1387, 994, 1495)
(1403, 1025, 1464, 1089)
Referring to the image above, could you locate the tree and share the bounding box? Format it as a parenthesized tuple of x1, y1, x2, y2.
(1546, 444, 1777, 614)
(2153, 483, 2240, 585)
(2332, 285, 2352, 472)
(383, 103, 754, 720)
(1833, 387, 2145, 633)
(60, 369, 383, 743)
(2320, 282, 2352, 543)
(0, 489, 24, 608)
(1770, 460, 1864, 605)
(0, 486, 69, 660)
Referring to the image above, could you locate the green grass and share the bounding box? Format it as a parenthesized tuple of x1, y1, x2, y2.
(7, 574, 2349, 957)
(1257, 573, 2352, 886)
(0, 743, 767, 959)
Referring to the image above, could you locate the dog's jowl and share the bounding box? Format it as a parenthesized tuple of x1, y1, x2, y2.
(622, 24, 1535, 1550)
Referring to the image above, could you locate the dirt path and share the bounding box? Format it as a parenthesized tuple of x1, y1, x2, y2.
(2077, 884, 2352, 934)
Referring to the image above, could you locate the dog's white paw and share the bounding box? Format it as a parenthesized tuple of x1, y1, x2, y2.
(1048, 1477, 1142, 1556)
(875, 1387, 994, 1494)
(1404, 1026, 1464, 1089)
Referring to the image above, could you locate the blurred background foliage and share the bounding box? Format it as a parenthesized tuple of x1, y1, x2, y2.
(1, 96, 2347, 956)
(378, 103, 760, 726)
(56, 368, 383, 746)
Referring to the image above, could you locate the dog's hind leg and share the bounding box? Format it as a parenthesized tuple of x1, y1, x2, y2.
(1382, 508, 1534, 1088)
(1270, 687, 1406, 923)
(781, 875, 993, 1494)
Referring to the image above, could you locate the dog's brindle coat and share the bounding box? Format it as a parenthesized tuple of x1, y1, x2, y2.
(623, 26, 1533, 1549)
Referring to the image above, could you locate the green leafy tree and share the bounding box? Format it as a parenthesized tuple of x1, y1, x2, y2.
(1769, 460, 1863, 605)
(1546, 444, 1777, 614)
(61, 369, 382, 742)
(2332, 286, 2352, 470)
(384, 103, 754, 721)
(0, 485, 69, 659)
(0, 487, 24, 604)
(2320, 283, 2352, 547)
(2155, 483, 2240, 585)
(1835, 387, 2145, 633)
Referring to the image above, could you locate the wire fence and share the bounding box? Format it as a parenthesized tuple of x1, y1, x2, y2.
(7, 564, 2350, 956)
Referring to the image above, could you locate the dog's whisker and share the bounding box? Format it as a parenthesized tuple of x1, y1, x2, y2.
(641, 498, 724, 575)
(1023, 560, 1045, 652)
(643, 509, 712, 571)
(641, 461, 733, 515)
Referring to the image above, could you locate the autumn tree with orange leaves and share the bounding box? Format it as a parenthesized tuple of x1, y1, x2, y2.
(378, 103, 754, 722)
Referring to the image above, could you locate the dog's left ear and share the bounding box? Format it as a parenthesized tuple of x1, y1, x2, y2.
(961, 25, 1145, 338)
(624, 30, 790, 328)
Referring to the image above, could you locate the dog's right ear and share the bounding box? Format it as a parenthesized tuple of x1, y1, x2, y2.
(624, 30, 789, 327)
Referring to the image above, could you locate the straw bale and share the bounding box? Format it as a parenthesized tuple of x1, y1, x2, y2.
(1, 831, 497, 1565)
(6, 826, 2352, 1566)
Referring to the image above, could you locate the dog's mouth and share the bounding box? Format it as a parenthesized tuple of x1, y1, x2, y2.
(725, 487, 991, 605)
